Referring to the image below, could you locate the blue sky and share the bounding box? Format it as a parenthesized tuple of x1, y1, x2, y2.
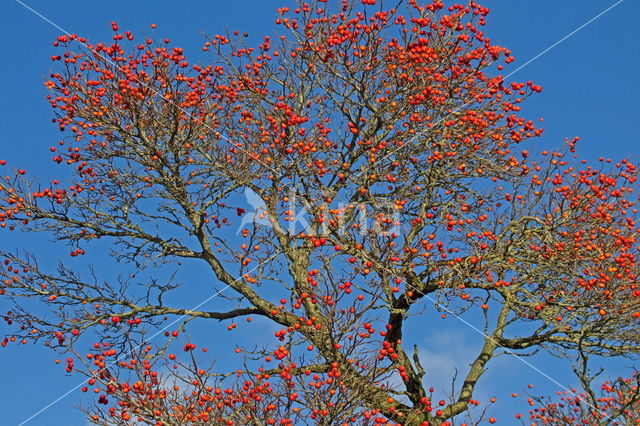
(0, 0, 639, 424)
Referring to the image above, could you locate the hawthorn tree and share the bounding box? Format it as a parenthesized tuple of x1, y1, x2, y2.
(1, 0, 639, 424)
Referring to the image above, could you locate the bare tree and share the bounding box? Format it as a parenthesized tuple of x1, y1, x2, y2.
(1, 1, 639, 424)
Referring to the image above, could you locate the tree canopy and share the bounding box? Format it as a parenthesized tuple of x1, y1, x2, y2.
(1, 1, 639, 424)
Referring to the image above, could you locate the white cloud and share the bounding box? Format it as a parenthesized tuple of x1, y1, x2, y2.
(416, 329, 493, 404)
